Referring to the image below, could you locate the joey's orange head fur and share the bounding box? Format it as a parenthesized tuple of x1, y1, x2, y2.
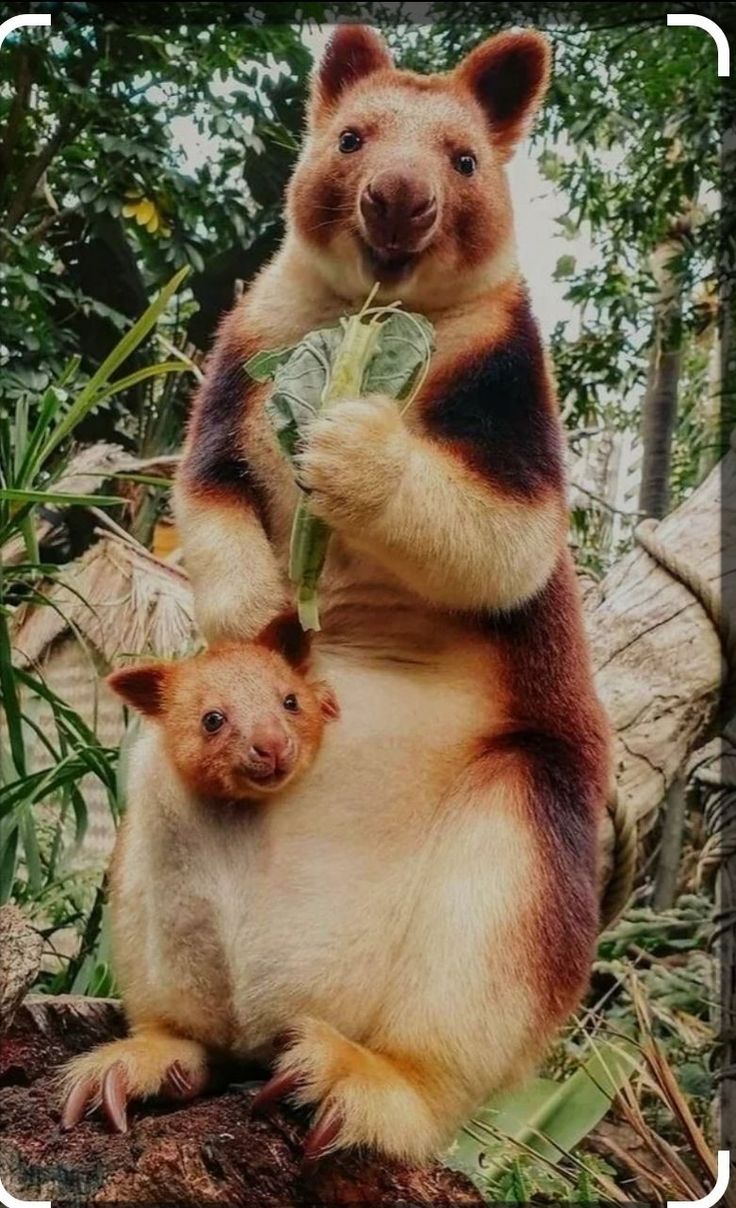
(287, 25, 550, 309)
(107, 613, 339, 803)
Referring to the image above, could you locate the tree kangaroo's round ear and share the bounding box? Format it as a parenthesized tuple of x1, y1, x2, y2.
(256, 610, 312, 670)
(314, 680, 340, 721)
(107, 663, 170, 716)
(455, 30, 551, 160)
(311, 24, 393, 125)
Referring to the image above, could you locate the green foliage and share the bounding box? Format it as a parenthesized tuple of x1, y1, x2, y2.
(448, 1036, 637, 1201)
(0, 267, 190, 991)
(0, 3, 316, 446)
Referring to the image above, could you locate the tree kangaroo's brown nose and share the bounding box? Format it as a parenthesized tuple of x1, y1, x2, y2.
(359, 170, 438, 251)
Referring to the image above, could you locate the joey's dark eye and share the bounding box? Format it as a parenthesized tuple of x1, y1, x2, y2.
(454, 152, 477, 177)
(283, 694, 299, 713)
(339, 129, 362, 153)
(202, 710, 226, 734)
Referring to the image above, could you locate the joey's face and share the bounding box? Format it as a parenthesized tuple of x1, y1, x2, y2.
(166, 647, 338, 801)
(106, 613, 339, 807)
(287, 27, 550, 310)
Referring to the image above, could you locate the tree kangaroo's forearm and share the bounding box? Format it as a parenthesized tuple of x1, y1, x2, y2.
(173, 313, 288, 643)
(174, 485, 286, 642)
(347, 434, 565, 612)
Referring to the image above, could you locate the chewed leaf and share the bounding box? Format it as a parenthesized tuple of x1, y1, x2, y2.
(264, 396, 300, 459)
(250, 298, 436, 631)
(266, 327, 343, 460)
(362, 311, 435, 402)
(244, 345, 296, 382)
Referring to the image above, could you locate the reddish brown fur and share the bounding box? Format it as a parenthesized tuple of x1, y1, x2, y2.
(288, 68, 515, 277)
(422, 287, 566, 501)
(456, 30, 551, 158)
(178, 317, 271, 524)
(474, 554, 610, 1023)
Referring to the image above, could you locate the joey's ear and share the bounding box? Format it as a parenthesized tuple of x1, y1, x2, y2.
(456, 30, 550, 160)
(106, 663, 170, 716)
(311, 24, 393, 124)
(256, 610, 311, 670)
(314, 680, 340, 721)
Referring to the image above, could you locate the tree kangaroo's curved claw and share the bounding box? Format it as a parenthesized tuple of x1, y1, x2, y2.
(250, 1069, 302, 1114)
(302, 1111, 342, 1167)
(60, 1077, 94, 1131)
(101, 1062, 128, 1133)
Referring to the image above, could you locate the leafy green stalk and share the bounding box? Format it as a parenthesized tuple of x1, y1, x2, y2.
(290, 315, 382, 631)
(245, 290, 435, 631)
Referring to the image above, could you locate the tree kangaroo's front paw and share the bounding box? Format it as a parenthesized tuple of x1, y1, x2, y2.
(251, 1017, 447, 1165)
(296, 397, 408, 527)
(58, 1030, 209, 1133)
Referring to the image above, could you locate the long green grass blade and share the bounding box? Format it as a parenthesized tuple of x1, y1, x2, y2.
(0, 611, 26, 776)
(92, 360, 186, 405)
(18, 804, 43, 893)
(40, 266, 190, 462)
(0, 822, 19, 904)
(17, 385, 67, 487)
(0, 488, 125, 507)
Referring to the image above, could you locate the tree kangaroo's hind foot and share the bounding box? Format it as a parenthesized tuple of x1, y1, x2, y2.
(58, 1027, 209, 1132)
(252, 1016, 455, 1165)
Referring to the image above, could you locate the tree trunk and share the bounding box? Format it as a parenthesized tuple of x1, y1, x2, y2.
(0, 906, 42, 1034)
(591, 439, 726, 838)
(0, 996, 483, 1208)
(638, 231, 686, 519)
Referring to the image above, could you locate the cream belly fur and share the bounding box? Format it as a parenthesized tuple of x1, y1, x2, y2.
(114, 638, 537, 1097)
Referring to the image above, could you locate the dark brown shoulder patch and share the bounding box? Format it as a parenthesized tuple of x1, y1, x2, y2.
(180, 330, 269, 523)
(425, 290, 564, 500)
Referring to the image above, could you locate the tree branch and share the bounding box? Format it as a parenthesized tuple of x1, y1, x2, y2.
(0, 47, 33, 182)
(1, 117, 78, 237)
(24, 203, 82, 244)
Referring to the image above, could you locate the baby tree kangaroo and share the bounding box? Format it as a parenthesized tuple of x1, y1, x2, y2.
(62, 25, 610, 1165)
(60, 613, 337, 1132)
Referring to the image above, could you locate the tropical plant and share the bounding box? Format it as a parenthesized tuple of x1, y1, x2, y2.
(0, 266, 191, 991)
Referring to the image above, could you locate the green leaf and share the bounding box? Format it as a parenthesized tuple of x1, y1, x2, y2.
(109, 473, 171, 490)
(0, 489, 125, 507)
(18, 804, 43, 894)
(448, 1040, 638, 1187)
(554, 254, 578, 281)
(244, 345, 295, 382)
(0, 612, 26, 777)
(92, 360, 187, 405)
(362, 310, 434, 401)
(263, 328, 342, 459)
(0, 822, 19, 905)
(39, 266, 190, 463)
(253, 302, 435, 631)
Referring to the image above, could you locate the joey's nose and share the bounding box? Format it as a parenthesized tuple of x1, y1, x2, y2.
(246, 727, 294, 779)
(359, 171, 438, 250)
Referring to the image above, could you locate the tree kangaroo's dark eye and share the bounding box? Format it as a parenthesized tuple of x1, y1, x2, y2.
(202, 710, 226, 734)
(339, 129, 362, 153)
(454, 152, 477, 177)
(283, 694, 300, 713)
